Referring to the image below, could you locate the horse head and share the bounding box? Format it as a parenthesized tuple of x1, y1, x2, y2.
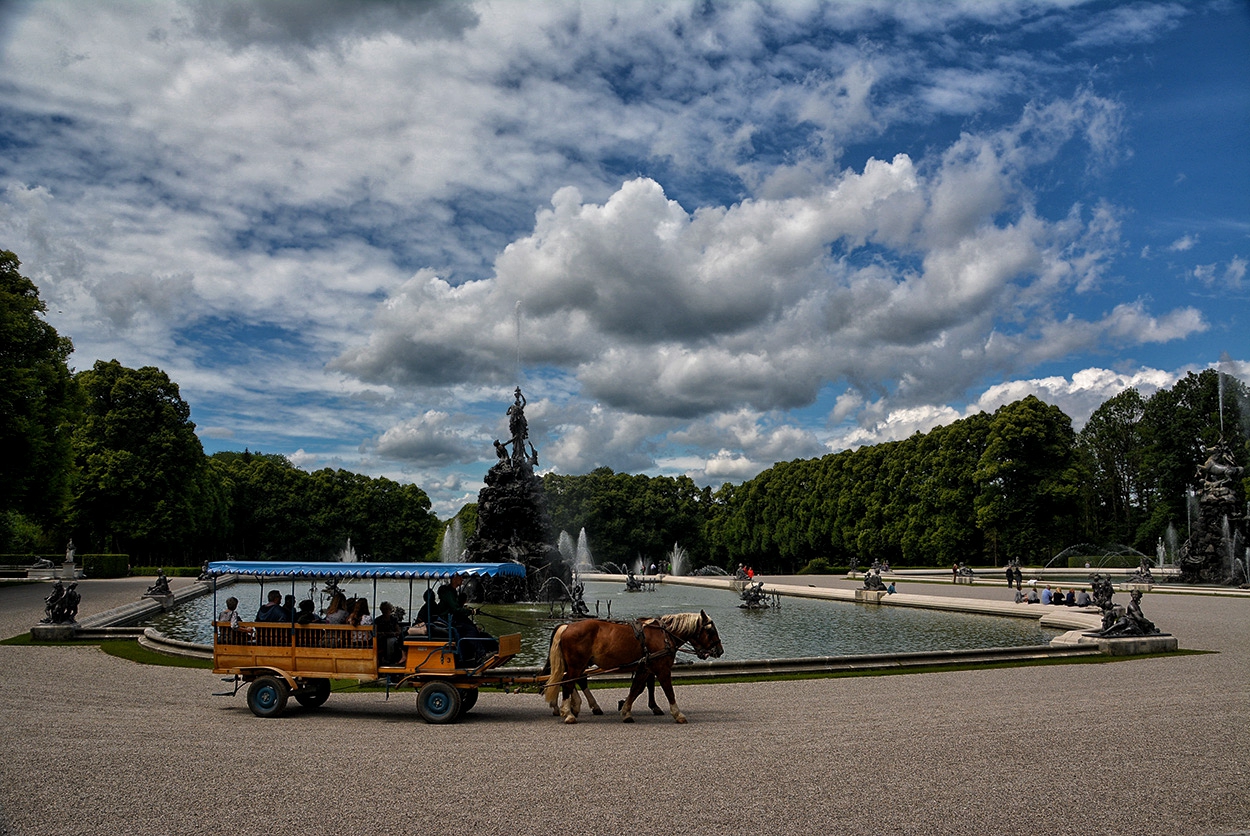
(691, 610, 724, 659)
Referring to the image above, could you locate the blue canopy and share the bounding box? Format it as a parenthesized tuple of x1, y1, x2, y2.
(206, 560, 526, 580)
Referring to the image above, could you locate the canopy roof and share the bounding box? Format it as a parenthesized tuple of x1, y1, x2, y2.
(206, 561, 526, 580)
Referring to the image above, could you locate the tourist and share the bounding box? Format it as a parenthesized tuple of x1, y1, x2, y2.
(1027, 588, 1039, 604)
(1076, 588, 1092, 607)
(323, 592, 349, 624)
(886, 581, 896, 595)
(375, 601, 403, 664)
(1065, 589, 1076, 607)
(295, 599, 322, 625)
(217, 597, 253, 634)
(255, 590, 287, 622)
(1014, 588, 1024, 604)
(952, 563, 958, 583)
(1040, 586, 1053, 605)
(283, 594, 297, 620)
(347, 598, 373, 646)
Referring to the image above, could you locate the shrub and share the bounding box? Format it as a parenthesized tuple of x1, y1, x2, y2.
(81, 554, 129, 578)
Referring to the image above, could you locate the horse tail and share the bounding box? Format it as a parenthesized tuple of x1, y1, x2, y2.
(543, 624, 568, 708)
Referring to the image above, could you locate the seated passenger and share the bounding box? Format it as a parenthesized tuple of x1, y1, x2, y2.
(255, 590, 288, 622)
(217, 597, 254, 635)
(347, 598, 373, 646)
(295, 599, 323, 625)
(323, 592, 349, 624)
(375, 601, 403, 664)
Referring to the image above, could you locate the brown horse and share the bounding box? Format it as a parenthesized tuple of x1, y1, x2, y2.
(543, 611, 723, 723)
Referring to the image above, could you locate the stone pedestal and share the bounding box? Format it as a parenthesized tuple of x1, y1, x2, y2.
(855, 589, 887, 603)
(30, 623, 77, 641)
(142, 592, 176, 610)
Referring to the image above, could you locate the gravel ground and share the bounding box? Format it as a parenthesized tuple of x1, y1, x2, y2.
(1, 575, 1247, 836)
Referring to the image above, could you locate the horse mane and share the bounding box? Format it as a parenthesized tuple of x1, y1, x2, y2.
(657, 612, 703, 637)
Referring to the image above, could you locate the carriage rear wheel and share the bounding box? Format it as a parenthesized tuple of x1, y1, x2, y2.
(294, 678, 331, 709)
(417, 681, 462, 724)
(247, 676, 289, 718)
(457, 687, 479, 717)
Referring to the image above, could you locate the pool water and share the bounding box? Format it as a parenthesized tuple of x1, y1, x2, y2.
(146, 579, 1060, 666)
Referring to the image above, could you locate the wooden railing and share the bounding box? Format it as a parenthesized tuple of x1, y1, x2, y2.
(214, 622, 375, 650)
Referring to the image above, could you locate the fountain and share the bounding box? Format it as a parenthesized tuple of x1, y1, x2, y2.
(440, 518, 465, 563)
(575, 529, 594, 575)
(1178, 434, 1246, 584)
(461, 386, 567, 600)
(668, 542, 688, 576)
(336, 537, 357, 563)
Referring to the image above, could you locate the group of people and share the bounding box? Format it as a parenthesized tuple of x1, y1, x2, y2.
(1014, 584, 1092, 607)
(216, 574, 494, 663)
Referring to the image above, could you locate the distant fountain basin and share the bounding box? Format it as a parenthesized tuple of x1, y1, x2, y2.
(144, 578, 1061, 667)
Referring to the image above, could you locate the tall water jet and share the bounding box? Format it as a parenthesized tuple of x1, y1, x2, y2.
(440, 518, 464, 563)
(575, 528, 593, 574)
(669, 542, 688, 576)
(337, 537, 357, 563)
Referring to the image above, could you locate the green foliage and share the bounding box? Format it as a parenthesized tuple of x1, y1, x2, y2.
(544, 468, 711, 568)
(0, 251, 78, 550)
(82, 554, 129, 578)
(71, 360, 211, 564)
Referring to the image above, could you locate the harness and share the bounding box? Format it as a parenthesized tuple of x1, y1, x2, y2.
(630, 618, 679, 672)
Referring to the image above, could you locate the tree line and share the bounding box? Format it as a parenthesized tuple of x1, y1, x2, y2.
(5, 249, 1247, 571)
(1, 252, 439, 564)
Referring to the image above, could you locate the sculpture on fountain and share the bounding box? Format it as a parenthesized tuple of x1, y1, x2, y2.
(462, 386, 567, 601)
(1179, 434, 1246, 584)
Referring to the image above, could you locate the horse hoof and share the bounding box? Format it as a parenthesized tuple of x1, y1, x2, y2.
(563, 715, 578, 724)
(674, 715, 688, 724)
(650, 707, 664, 716)
(591, 707, 604, 715)
(621, 715, 634, 723)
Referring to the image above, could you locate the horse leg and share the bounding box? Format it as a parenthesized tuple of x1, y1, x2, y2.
(647, 673, 664, 715)
(655, 667, 687, 723)
(619, 670, 648, 723)
(578, 677, 604, 715)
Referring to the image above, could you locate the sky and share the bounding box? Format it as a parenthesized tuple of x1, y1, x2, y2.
(1, 0, 1247, 519)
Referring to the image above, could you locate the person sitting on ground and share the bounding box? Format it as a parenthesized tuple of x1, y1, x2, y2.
(255, 590, 287, 622)
(1076, 588, 1092, 607)
(1040, 585, 1053, 605)
(1065, 589, 1076, 607)
(886, 581, 896, 594)
(1014, 588, 1024, 604)
(295, 599, 323, 625)
(323, 592, 349, 624)
(1027, 588, 1040, 604)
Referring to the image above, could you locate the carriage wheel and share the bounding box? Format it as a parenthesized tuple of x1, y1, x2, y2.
(247, 676, 289, 718)
(417, 681, 462, 724)
(294, 678, 331, 709)
(457, 687, 479, 717)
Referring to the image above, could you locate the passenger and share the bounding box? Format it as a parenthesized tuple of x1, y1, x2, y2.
(375, 601, 403, 664)
(255, 590, 287, 622)
(347, 598, 373, 646)
(283, 594, 297, 619)
(217, 597, 254, 635)
(407, 589, 437, 637)
(295, 599, 323, 625)
(323, 592, 349, 624)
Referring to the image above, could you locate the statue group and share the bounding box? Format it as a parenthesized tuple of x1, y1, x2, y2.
(1180, 435, 1247, 585)
(462, 386, 568, 601)
(41, 581, 80, 624)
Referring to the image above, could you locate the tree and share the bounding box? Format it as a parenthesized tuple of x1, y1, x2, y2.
(1076, 388, 1146, 545)
(974, 396, 1082, 564)
(0, 251, 77, 550)
(71, 360, 209, 562)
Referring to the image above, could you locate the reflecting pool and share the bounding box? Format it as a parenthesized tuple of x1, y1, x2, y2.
(146, 579, 1060, 667)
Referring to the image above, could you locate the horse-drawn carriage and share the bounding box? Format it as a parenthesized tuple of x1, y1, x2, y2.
(208, 560, 532, 723)
(207, 560, 723, 725)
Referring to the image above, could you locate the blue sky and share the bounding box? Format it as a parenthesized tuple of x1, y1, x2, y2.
(1, 0, 1247, 517)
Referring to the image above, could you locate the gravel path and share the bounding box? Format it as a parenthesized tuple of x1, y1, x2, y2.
(1, 575, 1247, 836)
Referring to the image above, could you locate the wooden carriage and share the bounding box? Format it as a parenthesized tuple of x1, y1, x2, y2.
(208, 560, 528, 723)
